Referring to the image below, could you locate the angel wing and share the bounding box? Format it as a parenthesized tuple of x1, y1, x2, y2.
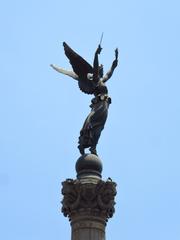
(63, 42, 96, 94)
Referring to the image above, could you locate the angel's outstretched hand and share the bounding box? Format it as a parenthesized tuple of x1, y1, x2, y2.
(96, 44, 102, 55)
(115, 48, 118, 60)
(112, 49, 118, 69)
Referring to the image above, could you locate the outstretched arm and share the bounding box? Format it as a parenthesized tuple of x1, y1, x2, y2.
(102, 48, 118, 83)
(50, 64, 79, 80)
(93, 45, 102, 83)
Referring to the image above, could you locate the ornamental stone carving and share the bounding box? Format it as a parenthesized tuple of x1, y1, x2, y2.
(61, 179, 117, 221)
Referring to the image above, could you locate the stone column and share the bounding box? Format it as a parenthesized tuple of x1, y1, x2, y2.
(61, 154, 117, 240)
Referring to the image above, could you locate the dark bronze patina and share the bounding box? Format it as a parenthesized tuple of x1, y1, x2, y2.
(51, 42, 118, 155)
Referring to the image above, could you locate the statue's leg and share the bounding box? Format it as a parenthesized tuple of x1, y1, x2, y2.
(78, 109, 95, 155)
(89, 125, 103, 155)
(90, 146, 97, 155)
(89, 101, 109, 156)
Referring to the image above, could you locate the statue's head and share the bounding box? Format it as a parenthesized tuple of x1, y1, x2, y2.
(87, 64, 103, 80)
(99, 64, 104, 78)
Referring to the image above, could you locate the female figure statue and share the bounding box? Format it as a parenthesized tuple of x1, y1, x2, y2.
(51, 42, 118, 155)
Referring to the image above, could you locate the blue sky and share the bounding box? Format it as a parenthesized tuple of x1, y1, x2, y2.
(1, 0, 180, 239)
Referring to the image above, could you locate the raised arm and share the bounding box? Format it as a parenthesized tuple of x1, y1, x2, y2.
(102, 48, 118, 83)
(93, 45, 102, 83)
(50, 64, 79, 80)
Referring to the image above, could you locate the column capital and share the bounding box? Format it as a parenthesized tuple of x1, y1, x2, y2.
(61, 178, 117, 223)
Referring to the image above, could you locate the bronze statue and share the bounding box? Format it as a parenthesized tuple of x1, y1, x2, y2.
(50, 42, 118, 155)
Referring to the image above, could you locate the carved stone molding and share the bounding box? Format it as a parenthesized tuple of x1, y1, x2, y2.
(61, 178, 117, 222)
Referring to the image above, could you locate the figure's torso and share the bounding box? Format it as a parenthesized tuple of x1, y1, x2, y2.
(94, 80, 108, 96)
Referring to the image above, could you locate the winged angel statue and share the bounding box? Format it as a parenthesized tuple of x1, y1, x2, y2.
(50, 42, 118, 155)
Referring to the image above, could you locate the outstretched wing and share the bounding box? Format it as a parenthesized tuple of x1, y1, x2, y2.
(63, 42, 95, 94)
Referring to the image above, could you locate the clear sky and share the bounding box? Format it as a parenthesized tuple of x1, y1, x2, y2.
(1, 0, 180, 239)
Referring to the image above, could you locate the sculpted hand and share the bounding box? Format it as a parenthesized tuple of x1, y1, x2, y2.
(115, 48, 118, 60)
(112, 48, 118, 69)
(96, 44, 102, 55)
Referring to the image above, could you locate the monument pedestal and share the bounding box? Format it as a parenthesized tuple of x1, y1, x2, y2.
(61, 154, 117, 240)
